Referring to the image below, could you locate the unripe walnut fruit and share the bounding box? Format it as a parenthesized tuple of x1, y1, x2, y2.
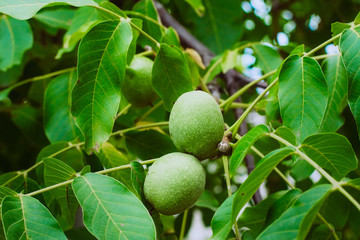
(122, 56, 157, 108)
(144, 152, 205, 215)
(169, 91, 224, 159)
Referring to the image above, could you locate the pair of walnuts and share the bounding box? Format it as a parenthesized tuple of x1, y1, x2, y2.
(123, 56, 224, 215)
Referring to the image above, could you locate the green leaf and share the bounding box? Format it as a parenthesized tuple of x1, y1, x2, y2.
(35, 142, 84, 183)
(72, 173, 156, 240)
(133, 0, 163, 49)
(185, 0, 244, 54)
(0, 186, 17, 201)
(161, 27, 181, 47)
(210, 195, 234, 240)
(0, 15, 33, 71)
(346, 178, 360, 191)
(127, 18, 142, 64)
(11, 105, 48, 146)
(96, 142, 133, 191)
(152, 43, 193, 111)
(211, 147, 295, 239)
(252, 44, 282, 74)
(229, 124, 269, 177)
(43, 158, 78, 230)
(34, 8, 75, 29)
(56, 6, 101, 59)
(1, 195, 67, 240)
(72, 20, 132, 152)
(290, 159, 314, 181)
(274, 126, 297, 146)
(319, 55, 348, 132)
(266, 189, 302, 225)
(300, 133, 358, 181)
(339, 27, 360, 139)
(195, 190, 219, 211)
(278, 55, 328, 142)
(310, 225, 341, 240)
(237, 191, 286, 237)
(331, 22, 351, 45)
(185, 0, 205, 16)
(320, 191, 350, 229)
(44, 71, 83, 143)
(125, 130, 177, 160)
(220, 48, 239, 73)
(130, 161, 146, 199)
(257, 184, 332, 240)
(0, 0, 98, 20)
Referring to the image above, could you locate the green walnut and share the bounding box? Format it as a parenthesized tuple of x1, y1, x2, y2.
(122, 56, 157, 108)
(144, 152, 205, 215)
(169, 91, 224, 159)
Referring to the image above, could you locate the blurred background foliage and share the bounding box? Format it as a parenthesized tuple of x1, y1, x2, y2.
(1, 0, 360, 239)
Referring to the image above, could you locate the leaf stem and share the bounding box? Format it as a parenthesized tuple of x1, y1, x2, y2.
(268, 132, 360, 212)
(179, 209, 188, 240)
(226, 77, 279, 136)
(115, 103, 132, 119)
(0, 67, 76, 96)
(124, 11, 165, 29)
(137, 100, 163, 122)
(312, 53, 340, 60)
(219, 69, 276, 109)
(222, 156, 241, 240)
(24, 159, 157, 197)
(111, 121, 169, 136)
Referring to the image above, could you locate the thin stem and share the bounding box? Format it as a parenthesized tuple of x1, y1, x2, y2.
(200, 77, 211, 94)
(202, 57, 221, 84)
(124, 11, 165, 29)
(1, 142, 84, 187)
(137, 100, 163, 122)
(220, 69, 276, 109)
(222, 156, 241, 240)
(136, 50, 156, 57)
(226, 77, 279, 136)
(94, 6, 160, 49)
(24, 158, 157, 197)
(312, 53, 340, 60)
(115, 103, 132, 119)
(111, 121, 169, 136)
(317, 213, 339, 240)
(179, 209, 188, 240)
(1, 67, 76, 94)
(268, 132, 360, 212)
(228, 102, 264, 111)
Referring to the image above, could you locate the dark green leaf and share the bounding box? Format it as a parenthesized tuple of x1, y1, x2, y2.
(257, 184, 332, 240)
(278, 55, 328, 142)
(130, 161, 146, 199)
(127, 18, 142, 64)
(320, 191, 350, 229)
(44, 71, 83, 143)
(310, 225, 341, 240)
(0, 186, 17, 202)
(290, 159, 314, 181)
(72, 20, 132, 152)
(96, 142, 133, 191)
(161, 27, 181, 47)
(2, 195, 67, 240)
(300, 133, 358, 181)
(125, 129, 177, 160)
(152, 43, 193, 111)
(133, 0, 163, 49)
(185, 0, 244, 54)
(43, 158, 78, 230)
(72, 173, 156, 240)
(331, 22, 351, 45)
(0, 0, 98, 20)
(319, 55, 348, 132)
(11, 105, 48, 146)
(230, 124, 269, 177)
(0, 15, 33, 71)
